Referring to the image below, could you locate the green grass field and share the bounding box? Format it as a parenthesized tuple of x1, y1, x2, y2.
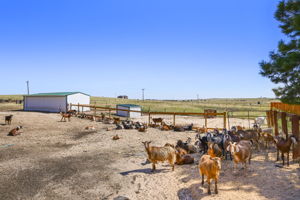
(0, 95, 277, 118)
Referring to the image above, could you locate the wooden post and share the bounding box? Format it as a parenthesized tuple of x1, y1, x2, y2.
(81, 105, 83, 113)
(109, 108, 111, 118)
(292, 115, 300, 160)
(281, 112, 288, 140)
(78, 103, 80, 113)
(227, 111, 230, 130)
(93, 104, 96, 117)
(292, 115, 300, 139)
(173, 113, 176, 126)
(273, 111, 279, 136)
(223, 112, 226, 129)
(266, 111, 271, 128)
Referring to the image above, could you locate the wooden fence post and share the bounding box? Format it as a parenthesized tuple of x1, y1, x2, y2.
(78, 103, 80, 113)
(292, 115, 300, 160)
(109, 108, 111, 118)
(266, 111, 271, 128)
(281, 112, 288, 140)
(223, 112, 226, 129)
(227, 112, 230, 129)
(173, 113, 176, 126)
(292, 115, 300, 140)
(273, 111, 279, 136)
(93, 104, 96, 118)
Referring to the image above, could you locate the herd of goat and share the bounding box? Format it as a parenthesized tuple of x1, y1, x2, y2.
(3, 110, 299, 195)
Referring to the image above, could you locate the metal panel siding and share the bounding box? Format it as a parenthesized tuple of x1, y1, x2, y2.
(116, 106, 141, 118)
(24, 96, 67, 112)
(116, 106, 130, 117)
(129, 107, 141, 118)
(67, 93, 90, 111)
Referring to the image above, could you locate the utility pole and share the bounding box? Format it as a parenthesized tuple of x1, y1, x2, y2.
(26, 81, 30, 95)
(142, 88, 145, 101)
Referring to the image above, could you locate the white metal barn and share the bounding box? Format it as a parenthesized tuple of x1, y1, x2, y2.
(23, 92, 90, 112)
(116, 104, 141, 118)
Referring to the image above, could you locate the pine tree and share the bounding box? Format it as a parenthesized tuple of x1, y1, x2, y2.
(260, 0, 300, 104)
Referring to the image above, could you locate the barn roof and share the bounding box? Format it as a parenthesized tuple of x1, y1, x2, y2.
(24, 92, 90, 97)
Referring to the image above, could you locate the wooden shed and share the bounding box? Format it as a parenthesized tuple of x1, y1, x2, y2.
(23, 92, 90, 112)
(116, 104, 141, 118)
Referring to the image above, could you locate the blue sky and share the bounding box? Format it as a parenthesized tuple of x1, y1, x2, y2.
(0, 0, 283, 99)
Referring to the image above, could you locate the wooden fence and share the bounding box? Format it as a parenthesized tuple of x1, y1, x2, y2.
(268, 102, 300, 160)
(69, 103, 227, 129)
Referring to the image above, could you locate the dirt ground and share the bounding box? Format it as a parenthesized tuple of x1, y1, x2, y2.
(0, 111, 299, 200)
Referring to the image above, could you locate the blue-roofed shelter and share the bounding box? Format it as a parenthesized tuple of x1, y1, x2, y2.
(116, 104, 141, 118)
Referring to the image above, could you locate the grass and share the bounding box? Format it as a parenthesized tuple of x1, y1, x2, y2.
(90, 96, 277, 118)
(0, 95, 277, 118)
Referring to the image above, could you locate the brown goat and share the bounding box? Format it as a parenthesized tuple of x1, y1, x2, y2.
(138, 126, 148, 132)
(67, 109, 77, 116)
(5, 115, 13, 125)
(112, 134, 120, 140)
(143, 141, 176, 172)
(8, 126, 22, 136)
(208, 142, 223, 158)
(199, 155, 221, 195)
(161, 122, 172, 131)
(152, 117, 164, 125)
(60, 112, 71, 122)
(237, 129, 260, 150)
(261, 132, 275, 149)
(274, 135, 297, 166)
(226, 141, 252, 172)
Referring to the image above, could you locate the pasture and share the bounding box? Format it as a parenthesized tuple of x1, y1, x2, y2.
(0, 111, 299, 200)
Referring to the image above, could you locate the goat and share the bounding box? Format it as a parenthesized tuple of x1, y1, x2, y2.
(182, 123, 193, 131)
(151, 117, 164, 125)
(112, 134, 120, 140)
(199, 155, 221, 195)
(173, 126, 185, 132)
(8, 126, 22, 136)
(208, 142, 223, 158)
(274, 135, 297, 166)
(138, 124, 148, 132)
(164, 143, 193, 165)
(226, 140, 252, 172)
(85, 126, 95, 131)
(161, 122, 172, 131)
(67, 109, 77, 116)
(113, 117, 121, 124)
(261, 132, 275, 149)
(237, 129, 260, 150)
(176, 139, 197, 154)
(5, 115, 13, 125)
(60, 112, 71, 122)
(103, 117, 114, 124)
(142, 141, 176, 172)
(116, 123, 123, 130)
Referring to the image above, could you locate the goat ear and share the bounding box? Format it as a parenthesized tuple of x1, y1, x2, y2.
(226, 145, 230, 152)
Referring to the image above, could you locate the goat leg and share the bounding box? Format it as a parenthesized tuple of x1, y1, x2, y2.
(207, 178, 211, 195)
(282, 153, 285, 166)
(152, 163, 156, 172)
(287, 151, 289, 166)
(215, 178, 218, 194)
(201, 174, 204, 186)
(277, 149, 279, 161)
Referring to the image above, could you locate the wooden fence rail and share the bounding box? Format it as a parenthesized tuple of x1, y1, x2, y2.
(69, 103, 227, 129)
